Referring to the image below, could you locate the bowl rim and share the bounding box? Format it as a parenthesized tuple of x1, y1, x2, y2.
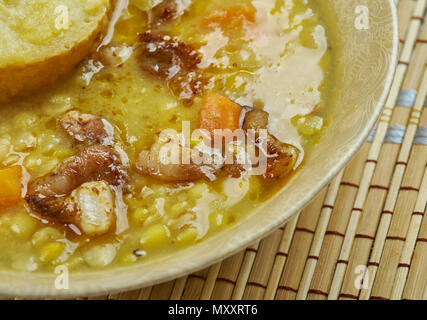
(0, 0, 399, 298)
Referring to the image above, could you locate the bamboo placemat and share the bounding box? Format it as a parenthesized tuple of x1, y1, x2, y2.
(89, 0, 427, 301)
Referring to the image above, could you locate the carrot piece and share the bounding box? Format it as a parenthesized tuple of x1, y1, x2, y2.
(202, 6, 255, 31)
(0, 166, 23, 211)
(198, 93, 242, 136)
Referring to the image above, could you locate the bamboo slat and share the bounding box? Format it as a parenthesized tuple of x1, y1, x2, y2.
(200, 263, 221, 300)
(170, 277, 187, 300)
(274, 189, 328, 300)
(241, 230, 283, 299)
(264, 213, 300, 299)
(211, 251, 246, 299)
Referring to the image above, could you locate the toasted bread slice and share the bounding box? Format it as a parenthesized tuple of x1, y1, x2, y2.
(0, 0, 113, 102)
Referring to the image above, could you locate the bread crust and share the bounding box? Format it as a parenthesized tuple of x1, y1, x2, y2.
(0, 1, 113, 103)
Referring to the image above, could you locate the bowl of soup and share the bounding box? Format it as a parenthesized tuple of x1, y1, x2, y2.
(0, 0, 397, 297)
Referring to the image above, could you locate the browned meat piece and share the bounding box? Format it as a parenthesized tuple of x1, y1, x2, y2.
(59, 111, 114, 145)
(26, 110, 130, 235)
(137, 33, 200, 79)
(26, 145, 127, 216)
(25, 145, 128, 234)
(137, 32, 205, 104)
(243, 109, 298, 179)
(242, 109, 269, 131)
(223, 162, 246, 179)
(138, 150, 209, 182)
(263, 137, 298, 179)
(136, 133, 219, 181)
(149, 0, 191, 26)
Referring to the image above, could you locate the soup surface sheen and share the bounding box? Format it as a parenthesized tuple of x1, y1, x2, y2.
(0, 0, 332, 272)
